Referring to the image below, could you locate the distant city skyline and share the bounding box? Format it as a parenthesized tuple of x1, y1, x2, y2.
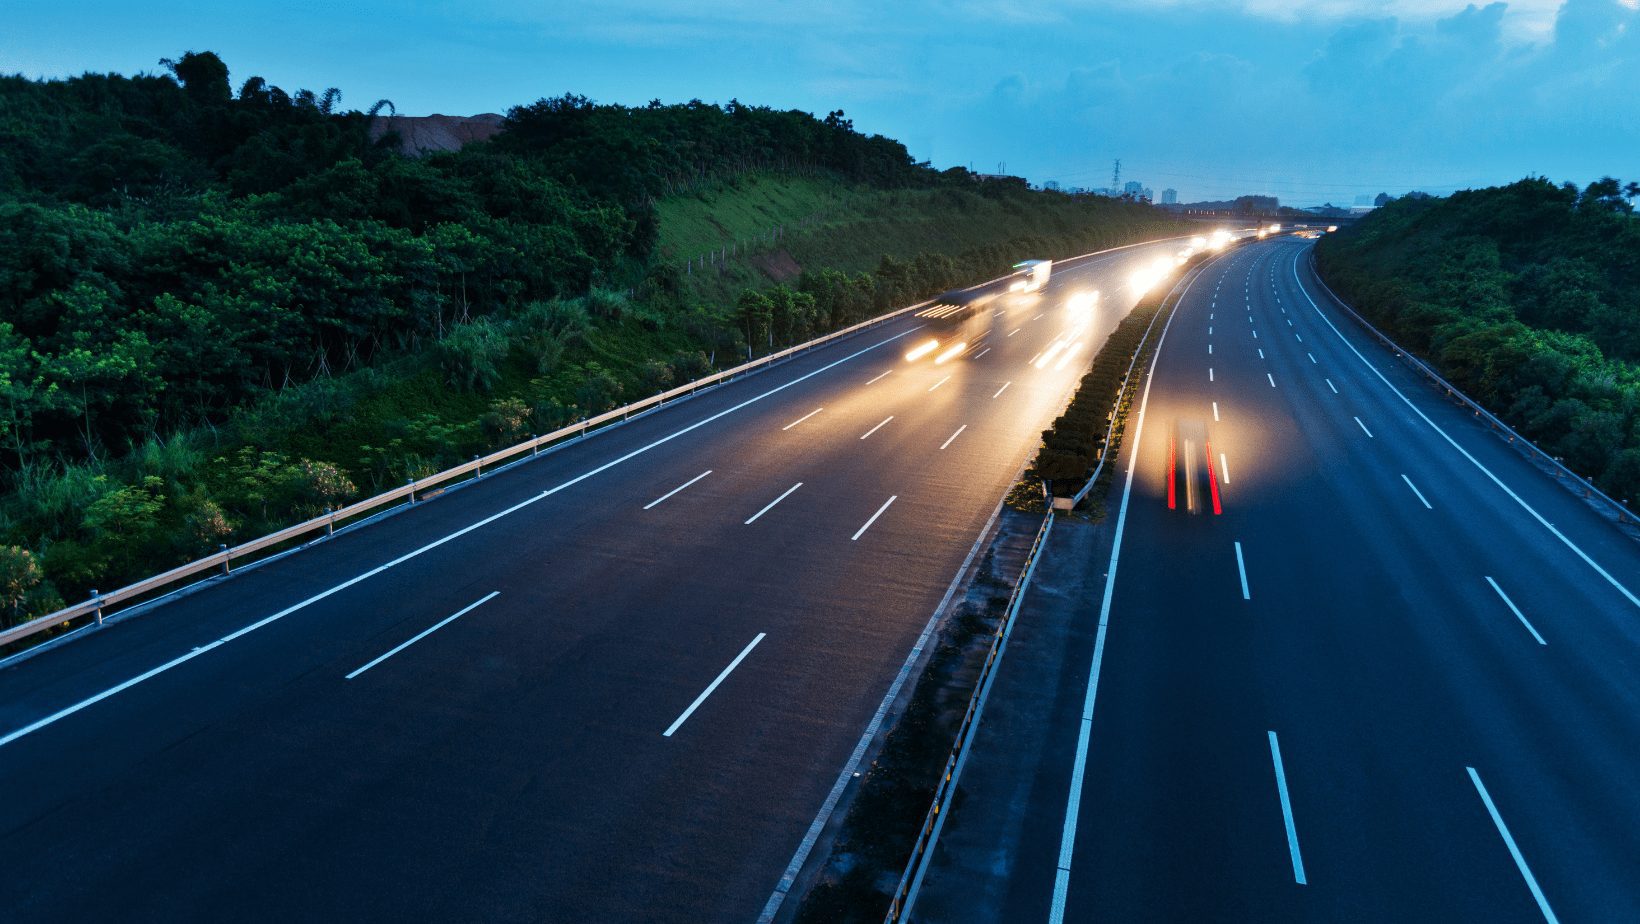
(3, 1, 1637, 206)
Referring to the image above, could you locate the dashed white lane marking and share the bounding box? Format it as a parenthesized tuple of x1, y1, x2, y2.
(852, 495, 899, 541)
(860, 416, 893, 440)
(867, 369, 893, 385)
(1401, 474, 1433, 510)
(940, 424, 968, 450)
(745, 482, 803, 524)
(1268, 731, 1307, 885)
(1485, 576, 1548, 646)
(1355, 416, 1374, 438)
(993, 382, 1011, 399)
(663, 632, 767, 737)
(346, 592, 501, 680)
(646, 470, 714, 509)
(783, 407, 823, 430)
(1467, 767, 1559, 922)
(929, 375, 951, 392)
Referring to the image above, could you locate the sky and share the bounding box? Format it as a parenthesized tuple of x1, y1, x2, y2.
(3, 0, 1637, 206)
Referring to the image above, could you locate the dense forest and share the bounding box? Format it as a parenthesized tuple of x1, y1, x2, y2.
(1316, 177, 1640, 505)
(0, 52, 1185, 632)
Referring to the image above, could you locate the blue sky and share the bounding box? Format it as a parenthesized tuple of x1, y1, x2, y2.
(4, 0, 1636, 205)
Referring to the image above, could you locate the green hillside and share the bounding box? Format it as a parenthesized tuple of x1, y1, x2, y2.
(1316, 177, 1640, 504)
(0, 52, 1187, 635)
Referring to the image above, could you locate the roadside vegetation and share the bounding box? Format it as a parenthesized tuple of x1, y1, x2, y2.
(0, 51, 1188, 635)
(1316, 178, 1640, 505)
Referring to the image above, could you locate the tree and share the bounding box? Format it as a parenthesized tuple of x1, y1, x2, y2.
(160, 51, 231, 105)
(0, 545, 44, 625)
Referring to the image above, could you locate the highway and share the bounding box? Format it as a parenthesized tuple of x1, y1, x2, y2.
(1019, 237, 1640, 921)
(0, 239, 1188, 922)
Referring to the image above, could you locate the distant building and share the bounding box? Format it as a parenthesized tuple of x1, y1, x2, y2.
(1161, 188, 1178, 204)
(1123, 180, 1144, 196)
(1142, 187, 1154, 202)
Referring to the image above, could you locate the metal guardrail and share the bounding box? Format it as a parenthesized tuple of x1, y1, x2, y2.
(1306, 251, 1637, 529)
(884, 495, 1055, 923)
(1, 232, 1204, 653)
(1065, 241, 1254, 506)
(0, 298, 937, 652)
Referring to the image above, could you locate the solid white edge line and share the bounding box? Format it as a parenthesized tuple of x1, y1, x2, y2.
(1220, 452, 1231, 484)
(1268, 730, 1308, 885)
(993, 382, 1011, 399)
(867, 369, 893, 385)
(1401, 473, 1433, 510)
(1467, 766, 1560, 923)
(1292, 250, 1640, 612)
(0, 326, 922, 750)
(1051, 252, 1200, 923)
(929, 375, 951, 392)
(1355, 416, 1374, 438)
(745, 482, 803, 524)
(1485, 576, 1548, 646)
(346, 592, 500, 679)
(644, 469, 713, 509)
(782, 407, 824, 430)
(662, 632, 767, 737)
(860, 416, 894, 440)
(851, 496, 898, 541)
(940, 425, 968, 450)
(1235, 540, 1251, 599)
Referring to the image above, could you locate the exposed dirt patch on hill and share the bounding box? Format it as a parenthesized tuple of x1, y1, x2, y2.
(370, 113, 504, 154)
(751, 249, 803, 282)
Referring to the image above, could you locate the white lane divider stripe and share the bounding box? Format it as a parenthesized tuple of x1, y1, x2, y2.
(1326, 378, 1338, 394)
(1485, 576, 1547, 646)
(1268, 731, 1308, 885)
(940, 425, 968, 450)
(993, 382, 1011, 399)
(1209, 367, 1215, 382)
(346, 592, 500, 680)
(1219, 453, 1231, 484)
(852, 495, 899, 541)
(1212, 401, 1220, 422)
(1467, 767, 1559, 922)
(645, 470, 713, 509)
(861, 416, 894, 440)
(867, 369, 893, 385)
(1009, 328, 1021, 337)
(1355, 416, 1374, 438)
(1308, 352, 1317, 364)
(1401, 474, 1433, 510)
(664, 632, 767, 737)
(1292, 254, 1640, 613)
(783, 407, 823, 430)
(929, 375, 951, 392)
(1235, 541, 1251, 599)
(974, 347, 991, 359)
(745, 482, 802, 524)
(1267, 373, 1277, 388)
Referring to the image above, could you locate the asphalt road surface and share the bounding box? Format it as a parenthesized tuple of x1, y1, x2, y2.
(0, 237, 1194, 922)
(1037, 238, 1640, 922)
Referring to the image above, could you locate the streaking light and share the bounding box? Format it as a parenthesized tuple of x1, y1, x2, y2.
(1035, 339, 1068, 369)
(934, 341, 967, 364)
(905, 338, 940, 361)
(1053, 340, 1085, 371)
(1066, 290, 1099, 318)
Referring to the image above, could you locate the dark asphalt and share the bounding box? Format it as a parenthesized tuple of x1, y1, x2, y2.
(0, 239, 1195, 922)
(923, 237, 1640, 922)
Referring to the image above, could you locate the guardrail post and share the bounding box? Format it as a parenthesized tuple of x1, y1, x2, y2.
(91, 590, 102, 625)
(325, 507, 335, 535)
(407, 478, 416, 504)
(219, 544, 230, 576)
(532, 437, 541, 457)
(473, 455, 482, 477)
